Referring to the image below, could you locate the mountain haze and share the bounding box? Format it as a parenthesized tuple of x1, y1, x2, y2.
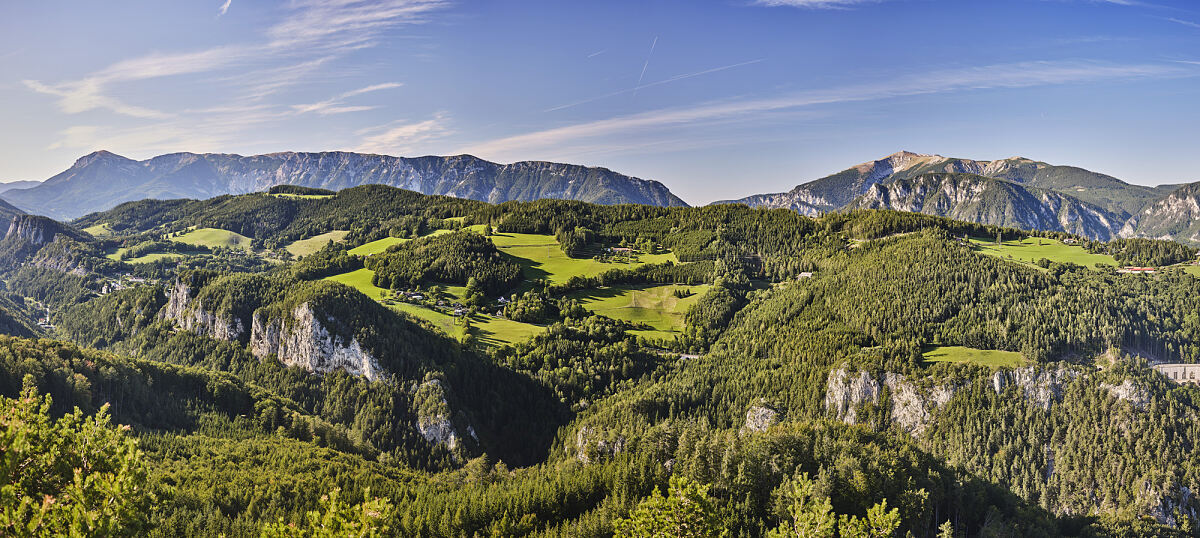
(0, 151, 688, 219)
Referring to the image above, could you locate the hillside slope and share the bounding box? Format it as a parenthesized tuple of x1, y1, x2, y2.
(718, 151, 1171, 240)
(1121, 182, 1200, 244)
(4, 150, 688, 219)
(847, 173, 1123, 239)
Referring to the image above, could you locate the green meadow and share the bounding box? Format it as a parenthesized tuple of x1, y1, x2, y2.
(923, 346, 1025, 368)
(286, 230, 349, 258)
(968, 237, 1116, 269)
(173, 228, 253, 251)
(488, 231, 679, 285)
(347, 229, 455, 256)
(82, 223, 113, 236)
(322, 268, 544, 347)
(569, 284, 709, 336)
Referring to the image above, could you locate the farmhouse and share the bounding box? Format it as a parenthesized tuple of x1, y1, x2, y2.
(608, 247, 633, 253)
(1154, 363, 1200, 385)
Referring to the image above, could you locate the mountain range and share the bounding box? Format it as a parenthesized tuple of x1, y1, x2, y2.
(719, 151, 1200, 243)
(0, 150, 687, 220)
(4, 148, 1200, 244)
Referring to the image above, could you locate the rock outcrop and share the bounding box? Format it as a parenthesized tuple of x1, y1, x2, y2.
(825, 367, 961, 437)
(415, 379, 463, 451)
(743, 404, 780, 433)
(249, 304, 384, 381)
(160, 280, 245, 342)
(990, 365, 1079, 410)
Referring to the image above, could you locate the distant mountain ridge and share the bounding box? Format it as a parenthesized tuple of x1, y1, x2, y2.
(720, 150, 1199, 243)
(847, 173, 1122, 240)
(0, 151, 688, 219)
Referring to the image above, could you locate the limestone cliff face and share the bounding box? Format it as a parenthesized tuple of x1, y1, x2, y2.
(160, 280, 245, 342)
(249, 304, 384, 381)
(5, 214, 58, 246)
(824, 368, 959, 437)
(413, 379, 477, 453)
(989, 364, 1079, 410)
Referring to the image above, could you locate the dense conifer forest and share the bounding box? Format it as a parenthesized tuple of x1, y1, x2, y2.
(4, 184, 1200, 536)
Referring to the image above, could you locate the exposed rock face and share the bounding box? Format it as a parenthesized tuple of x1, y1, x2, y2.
(415, 379, 461, 451)
(249, 304, 384, 381)
(991, 365, 1079, 410)
(6, 150, 688, 219)
(824, 368, 879, 426)
(717, 151, 1176, 241)
(825, 367, 960, 437)
(848, 173, 1122, 240)
(160, 280, 245, 342)
(1121, 182, 1200, 244)
(572, 426, 627, 464)
(1100, 379, 1150, 409)
(1148, 485, 1199, 528)
(743, 404, 780, 432)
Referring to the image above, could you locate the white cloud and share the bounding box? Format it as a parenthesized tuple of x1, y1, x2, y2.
(218, 0, 233, 16)
(355, 113, 452, 154)
(26, 1, 442, 121)
(753, 0, 881, 9)
(465, 60, 1183, 160)
(1167, 18, 1200, 30)
(292, 82, 403, 115)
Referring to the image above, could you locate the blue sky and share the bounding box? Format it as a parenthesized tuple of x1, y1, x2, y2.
(1, 0, 1198, 204)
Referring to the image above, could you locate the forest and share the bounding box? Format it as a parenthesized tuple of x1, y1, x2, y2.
(3, 184, 1200, 536)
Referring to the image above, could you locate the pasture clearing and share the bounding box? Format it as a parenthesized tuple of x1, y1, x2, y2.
(286, 230, 349, 258)
(173, 228, 253, 251)
(568, 284, 710, 334)
(923, 346, 1025, 368)
(968, 237, 1116, 269)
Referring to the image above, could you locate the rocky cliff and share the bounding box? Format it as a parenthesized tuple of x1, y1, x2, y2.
(847, 173, 1123, 240)
(160, 279, 247, 342)
(249, 304, 384, 381)
(1120, 182, 1200, 244)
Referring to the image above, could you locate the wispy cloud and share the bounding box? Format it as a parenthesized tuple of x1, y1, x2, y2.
(587, 49, 607, 58)
(1167, 17, 1200, 30)
(292, 82, 404, 115)
(467, 60, 1184, 160)
(753, 0, 882, 9)
(218, 0, 233, 16)
(25, 0, 448, 154)
(355, 113, 453, 154)
(546, 59, 765, 113)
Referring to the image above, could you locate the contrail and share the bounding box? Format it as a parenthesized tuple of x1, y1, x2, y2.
(545, 59, 765, 113)
(634, 36, 657, 96)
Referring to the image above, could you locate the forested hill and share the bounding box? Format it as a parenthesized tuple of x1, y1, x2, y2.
(6, 184, 1200, 535)
(0, 150, 688, 219)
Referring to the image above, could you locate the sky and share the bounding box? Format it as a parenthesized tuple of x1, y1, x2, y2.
(1, 0, 1198, 205)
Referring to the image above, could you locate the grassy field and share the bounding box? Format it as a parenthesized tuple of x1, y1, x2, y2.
(286, 230, 349, 258)
(83, 223, 113, 236)
(321, 268, 544, 347)
(969, 237, 1116, 269)
(173, 228, 253, 251)
(1184, 265, 1200, 277)
(488, 232, 680, 285)
(347, 229, 455, 256)
(105, 247, 186, 264)
(923, 346, 1025, 368)
(569, 284, 710, 334)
